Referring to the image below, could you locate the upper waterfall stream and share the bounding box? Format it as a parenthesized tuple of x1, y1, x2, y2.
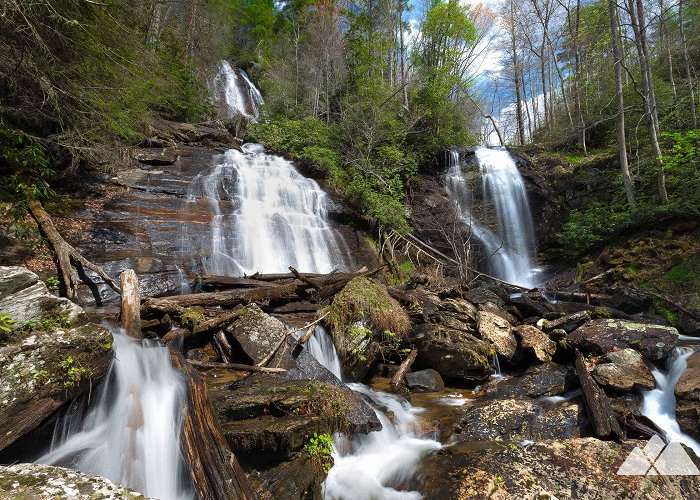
(445, 146, 539, 288)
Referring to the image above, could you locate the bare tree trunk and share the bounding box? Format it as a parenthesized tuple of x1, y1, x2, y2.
(609, 0, 635, 206)
(509, 1, 525, 145)
(659, 0, 677, 101)
(679, 0, 697, 128)
(628, 0, 669, 203)
(119, 269, 141, 339)
(28, 200, 120, 301)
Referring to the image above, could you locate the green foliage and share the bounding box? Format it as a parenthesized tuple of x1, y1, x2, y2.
(46, 276, 60, 292)
(0, 313, 16, 341)
(304, 432, 334, 473)
(181, 307, 205, 331)
(59, 355, 91, 388)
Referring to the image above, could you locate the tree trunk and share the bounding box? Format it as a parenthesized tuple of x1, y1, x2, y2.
(679, 0, 697, 128)
(119, 269, 141, 339)
(608, 0, 635, 206)
(659, 0, 677, 101)
(390, 348, 417, 390)
(28, 200, 121, 301)
(170, 353, 256, 500)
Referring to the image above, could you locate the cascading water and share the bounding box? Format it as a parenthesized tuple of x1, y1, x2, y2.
(35, 327, 193, 500)
(642, 346, 700, 457)
(306, 328, 441, 499)
(211, 60, 264, 121)
(186, 143, 354, 276)
(444, 146, 539, 288)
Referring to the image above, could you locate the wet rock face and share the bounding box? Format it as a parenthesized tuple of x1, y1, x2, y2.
(0, 463, 147, 499)
(515, 325, 556, 363)
(416, 438, 700, 499)
(0, 267, 113, 453)
(676, 351, 700, 401)
(405, 369, 445, 393)
(477, 311, 518, 361)
(592, 348, 655, 391)
(484, 363, 574, 399)
(210, 374, 381, 458)
(569, 319, 679, 360)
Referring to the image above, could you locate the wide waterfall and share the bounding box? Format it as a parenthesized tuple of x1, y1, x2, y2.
(306, 328, 441, 499)
(35, 327, 193, 500)
(444, 146, 539, 288)
(642, 347, 700, 457)
(211, 60, 264, 120)
(186, 143, 354, 276)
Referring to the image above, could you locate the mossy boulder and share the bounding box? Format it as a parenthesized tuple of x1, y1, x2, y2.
(0, 463, 147, 499)
(569, 319, 679, 360)
(0, 267, 113, 453)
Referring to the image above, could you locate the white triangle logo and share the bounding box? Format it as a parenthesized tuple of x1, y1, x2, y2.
(618, 435, 700, 476)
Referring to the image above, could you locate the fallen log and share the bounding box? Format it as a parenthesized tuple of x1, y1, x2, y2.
(28, 200, 121, 301)
(575, 349, 624, 439)
(202, 276, 282, 289)
(545, 290, 612, 304)
(214, 331, 233, 363)
(171, 353, 256, 500)
(192, 308, 245, 337)
(188, 359, 287, 373)
(390, 348, 418, 390)
(119, 269, 141, 339)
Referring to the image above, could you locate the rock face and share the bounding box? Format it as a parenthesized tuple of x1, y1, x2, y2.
(0, 464, 147, 499)
(405, 369, 445, 393)
(0, 267, 113, 452)
(569, 319, 679, 360)
(417, 438, 700, 499)
(515, 325, 556, 363)
(477, 311, 518, 361)
(226, 304, 287, 364)
(676, 351, 700, 402)
(592, 349, 655, 391)
(540, 310, 591, 333)
(210, 374, 380, 458)
(484, 363, 573, 399)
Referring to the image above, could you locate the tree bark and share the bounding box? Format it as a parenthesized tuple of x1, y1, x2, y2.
(679, 0, 697, 128)
(170, 353, 256, 500)
(119, 269, 141, 339)
(608, 0, 635, 206)
(28, 200, 121, 301)
(575, 350, 624, 439)
(390, 348, 417, 390)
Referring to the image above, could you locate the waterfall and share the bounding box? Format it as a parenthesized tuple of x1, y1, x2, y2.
(306, 328, 441, 499)
(35, 327, 193, 500)
(211, 60, 264, 121)
(186, 143, 353, 276)
(641, 347, 700, 457)
(444, 146, 539, 288)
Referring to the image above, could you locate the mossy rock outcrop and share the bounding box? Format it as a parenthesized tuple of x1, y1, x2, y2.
(0, 266, 113, 453)
(0, 463, 147, 499)
(569, 319, 678, 360)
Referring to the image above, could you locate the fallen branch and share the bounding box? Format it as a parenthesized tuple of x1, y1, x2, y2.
(118, 269, 141, 339)
(390, 348, 418, 390)
(256, 311, 330, 368)
(188, 359, 287, 373)
(575, 349, 624, 440)
(28, 200, 120, 301)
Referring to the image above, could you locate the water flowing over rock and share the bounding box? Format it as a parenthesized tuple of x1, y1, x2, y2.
(35, 328, 194, 500)
(444, 147, 539, 287)
(211, 61, 264, 121)
(185, 143, 354, 276)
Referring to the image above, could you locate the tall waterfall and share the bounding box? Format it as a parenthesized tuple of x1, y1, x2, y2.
(306, 328, 441, 499)
(35, 328, 193, 500)
(186, 143, 354, 276)
(444, 146, 539, 288)
(211, 60, 264, 120)
(642, 347, 700, 457)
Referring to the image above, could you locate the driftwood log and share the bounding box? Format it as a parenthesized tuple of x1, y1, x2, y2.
(28, 200, 120, 301)
(118, 270, 141, 339)
(171, 353, 256, 500)
(390, 348, 418, 390)
(575, 350, 624, 439)
(187, 359, 287, 373)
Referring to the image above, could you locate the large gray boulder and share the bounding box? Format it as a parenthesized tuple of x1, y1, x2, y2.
(0, 266, 113, 452)
(226, 304, 287, 365)
(569, 319, 678, 360)
(592, 348, 655, 391)
(477, 310, 518, 361)
(405, 369, 444, 393)
(0, 463, 147, 499)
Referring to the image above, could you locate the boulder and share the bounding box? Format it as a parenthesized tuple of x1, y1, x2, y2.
(477, 311, 518, 361)
(452, 398, 581, 442)
(0, 463, 147, 499)
(210, 374, 381, 458)
(417, 438, 700, 499)
(675, 351, 700, 402)
(225, 304, 287, 364)
(592, 348, 655, 391)
(569, 319, 678, 361)
(0, 266, 83, 324)
(412, 324, 492, 384)
(251, 452, 325, 500)
(515, 325, 556, 363)
(483, 363, 573, 399)
(405, 369, 445, 393)
(508, 292, 555, 318)
(464, 287, 504, 307)
(0, 267, 113, 452)
(540, 310, 591, 333)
